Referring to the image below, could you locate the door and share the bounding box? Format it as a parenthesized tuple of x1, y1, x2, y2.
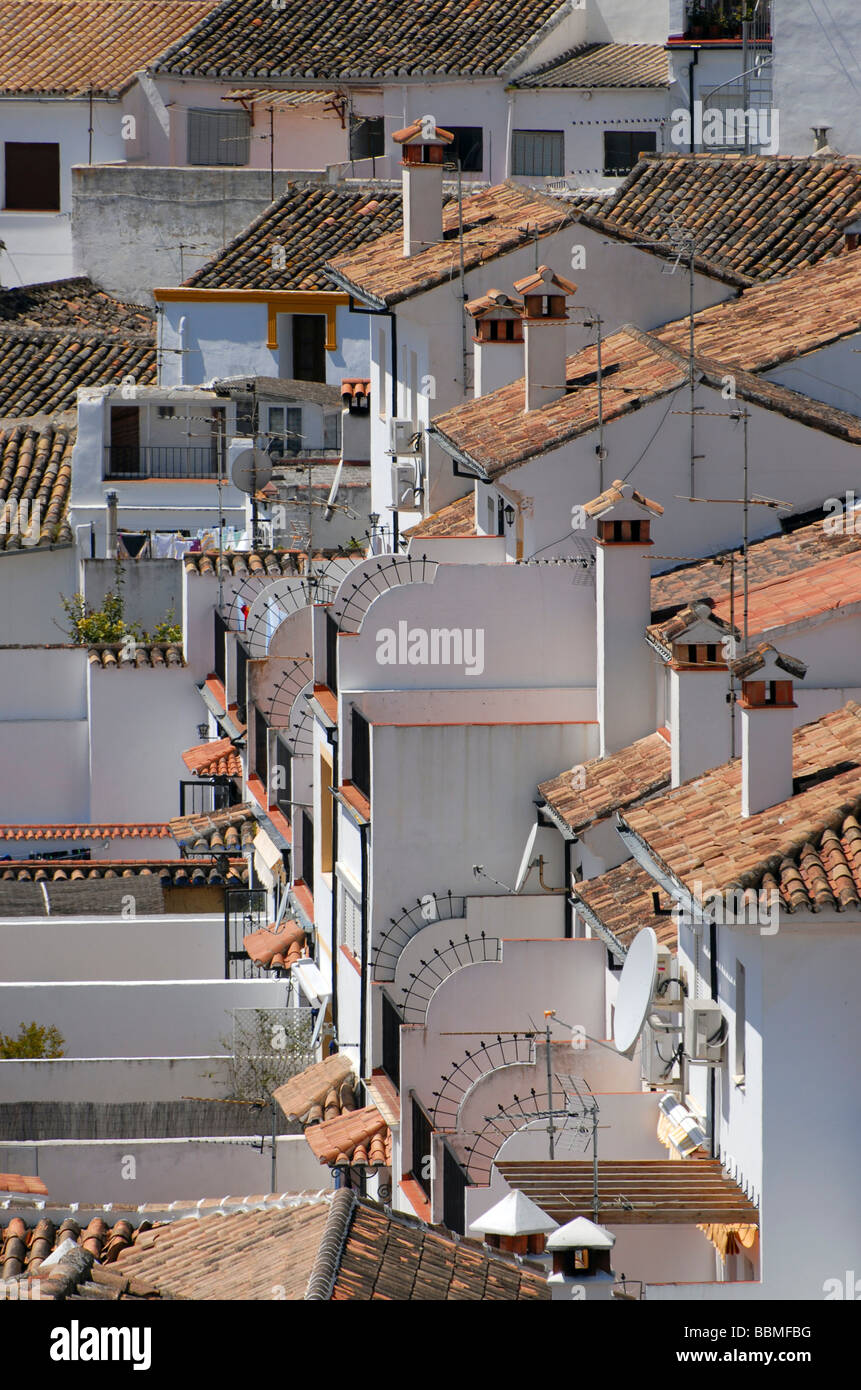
(109, 406, 140, 476)
(292, 315, 326, 382)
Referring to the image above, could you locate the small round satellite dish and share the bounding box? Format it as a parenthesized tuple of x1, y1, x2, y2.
(514, 822, 539, 894)
(232, 448, 273, 494)
(613, 927, 659, 1058)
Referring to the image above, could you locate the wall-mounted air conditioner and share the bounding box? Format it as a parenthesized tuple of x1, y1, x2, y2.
(391, 461, 418, 510)
(654, 946, 682, 1007)
(390, 417, 421, 456)
(684, 1000, 728, 1065)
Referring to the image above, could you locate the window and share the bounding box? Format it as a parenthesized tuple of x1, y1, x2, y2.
(381, 991, 401, 1086)
(349, 114, 385, 160)
(603, 129, 657, 176)
(187, 108, 250, 165)
(4, 143, 60, 211)
(235, 397, 256, 436)
(213, 611, 227, 684)
(511, 130, 563, 177)
(254, 707, 268, 791)
(351, 709, 370, 800)
(411, 1098, 433, 1198)
(235, 640, 248, 722)
(325, 612, 339, 694)
(108, 406, 141, 476)
(447, 126, 483, 173)
(323, 412, 341, 450)
(292, 315, 326, 383)
(341, 882, 362, 959)
(734, 961, 746, 1082)
(268, 405, 303, 457)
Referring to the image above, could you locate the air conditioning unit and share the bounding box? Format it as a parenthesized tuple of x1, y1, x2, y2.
(390, 417, 421, 456)
(654, 946, 682, 1008)
(391, 461, 418, 510)
(642, 1019, 681, 1088)
(684, 1000, 728, 1065)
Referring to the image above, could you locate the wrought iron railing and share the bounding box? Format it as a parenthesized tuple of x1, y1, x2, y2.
(105, 445, 222, 479)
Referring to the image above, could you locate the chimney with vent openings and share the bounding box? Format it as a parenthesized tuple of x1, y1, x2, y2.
(585, 480, 664, 757)
(513, 266, 577, 411)
(339, 377, 371, 462)
(665, 599, 738, 786)
(393, 117, 453, 258)
(465, 289, 525, 396)
(843, 215, 861, 254)
(731, 644, 807, 817)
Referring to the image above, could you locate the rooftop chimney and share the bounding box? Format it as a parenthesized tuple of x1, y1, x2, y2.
(663, 598, 738, 787)
(465, 288, 524, 397)
(731, 643, 807, 817)
(468, 1189, 557, 1258)
(512, 265, 577, 411)
(584, 479, 663, 757)
(393, 116, 453, 258)
(546, 1217, 616, 1301)
(105, 490, 118, 560)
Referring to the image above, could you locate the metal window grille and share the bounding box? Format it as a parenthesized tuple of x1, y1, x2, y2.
(511, 130, 563, 177)
(351, 710, 370, 799)
(254, 707, 269, 790)
(187, 108, 250, 166)
(214, 611, 227, 683)
(325, 612, 339, 694)
(381, 993, 401, 1088)
(411, 1097, 433, 1198)
(442, 1143, 467, 1233)
(275, 736, 293, 816)
(301, 810, 314, 893)
(341, 883, 362, 960)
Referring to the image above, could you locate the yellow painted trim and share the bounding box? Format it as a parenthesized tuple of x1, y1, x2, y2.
(153, 287, 346, 351)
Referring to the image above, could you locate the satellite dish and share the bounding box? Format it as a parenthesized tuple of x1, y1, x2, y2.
(514, 822, 540, 894)
(232, 448, 273, 494)
(613, 927, 659, 1058)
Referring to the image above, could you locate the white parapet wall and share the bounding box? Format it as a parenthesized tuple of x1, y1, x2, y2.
(0, 1057, 230, 1103)
(0, 915, 225, 983)
(0, 1135, 325, 1206)
(0, 979, 290, 1057)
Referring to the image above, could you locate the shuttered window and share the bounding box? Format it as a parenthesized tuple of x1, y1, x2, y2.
(341, 883, 362, 960)
(187, 109, 250, 166)
(603, 130, 657, 176)
(511, 130, 563, 177)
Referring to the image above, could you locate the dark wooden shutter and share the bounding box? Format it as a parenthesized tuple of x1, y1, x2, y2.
(187, 109, 250, 165)
(4, 143, 60, 211)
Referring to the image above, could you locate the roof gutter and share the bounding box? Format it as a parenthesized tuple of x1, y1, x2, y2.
(615, 814, 706, 925)
(325, 269, 387, 312)
(567, 888, 627, 961)
(426, 425, 489, 482)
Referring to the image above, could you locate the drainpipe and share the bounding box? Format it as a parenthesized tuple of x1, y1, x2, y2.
(688, 51, 699, 155)
(359, 819, 369, 1084)
(504, 90, 514, 178)
(330, 734, 339, 1044)
(105, 491, 118, 560)
(563, 839, 574, 939)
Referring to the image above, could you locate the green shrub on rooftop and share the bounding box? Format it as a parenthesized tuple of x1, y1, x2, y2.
(0, 1022, 66, 1059)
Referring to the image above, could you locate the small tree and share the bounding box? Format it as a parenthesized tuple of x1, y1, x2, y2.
(0, 1022, 66, 1059)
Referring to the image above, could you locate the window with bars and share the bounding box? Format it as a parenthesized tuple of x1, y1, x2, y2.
(275, 736, 292, 818)
(511, 130, 563, 177)
(411, 1098, 433, 1198)
(325, 612, 339, 694)
(213, 611, 227, 684)
(301, 810, 314, 894)
(187, 108, 250, 165)
(235, 640, 248, 722)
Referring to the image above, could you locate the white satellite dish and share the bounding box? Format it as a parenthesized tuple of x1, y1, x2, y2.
(613, 927, 659, 1058)
(232, 448, 273, 494)
(514, 822, 540, 894)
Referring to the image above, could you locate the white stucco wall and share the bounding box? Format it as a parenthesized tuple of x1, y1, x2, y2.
(0, 549, 78, 645)
(0, 914, 224, 982)
(0, 1056, 230, 1103)
(0, 1134, 323, 1205)
(772, 0, 861, 156)
(0, 979, 289, 1056)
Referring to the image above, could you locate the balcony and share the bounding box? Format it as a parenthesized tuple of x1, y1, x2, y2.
(675, 1, 771, 42)
(104, 445, 222, 480)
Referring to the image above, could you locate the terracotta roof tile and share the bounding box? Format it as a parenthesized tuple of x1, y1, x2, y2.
(0, 0, 214, 96)
(243, 920, 308, 970)
(623, 701, 861, 912)
(184, 182, 403, 292)
(582, 476, 663, 518)
(651, 509, 861, 616)
(153, 0, 571, 81)
(405, 493, 476, 539)
(0, 823, 171, 841)
(0, 858, 246, 887)
(539, 730, 671, 835)
(87, 641, 186, 669)
(329, 182, 579, 308)
(514, 42, 669, 89)
(169, 802, 258, 855)
(432, 323, 861, 479)
(596, 153, 861, 283)
(573, 858, 678, 952)
(181, 737, 242, 778)
(304, 1105, 391, 1167)
(0, 423, 73, 550)
(183, 548, 304, 577)
(0, 1174, 48, 1195)
(273, 1053, 355, 1123)
(0, 329, 155, 416)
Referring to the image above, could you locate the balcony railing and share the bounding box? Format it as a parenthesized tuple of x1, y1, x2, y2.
(682, 1, 770, 41)
(105, 445, 222, 480)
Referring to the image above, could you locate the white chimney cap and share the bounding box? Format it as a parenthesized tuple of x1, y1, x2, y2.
(546, 1216, 615, 1251)
(469, 1189, 558, 1237)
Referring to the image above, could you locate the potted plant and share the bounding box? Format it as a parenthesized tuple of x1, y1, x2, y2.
(688, 4, 706, 37)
